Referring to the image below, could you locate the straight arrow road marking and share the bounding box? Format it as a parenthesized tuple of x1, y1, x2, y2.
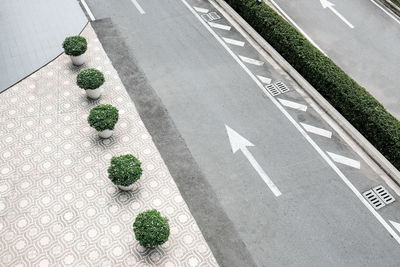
(239, 55, 264, 66)
(226, 125, 282, 197)
(300, 123, 332, 138)
(257, 75, 272, 84)
(222, 37, 245, 47)
(278, 98, 308, 112)
(327, 152, 360, 169)
(320, 0, 354, 29)
(131, 0, 145, 14)
(208, 22, 231, 31)
(193, 6, 209, 13)
(390, 221, 400, 233)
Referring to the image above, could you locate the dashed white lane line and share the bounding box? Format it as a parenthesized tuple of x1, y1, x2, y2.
(194, 6, 209, 13)
(208, 22, 231, 31)
(278, 98, 307, 112)
(327, 152, 361, 169)
(257, 75, 272, 84)
(300, 123, 332, 138)
(239, 55, 264, 66)
(222, 37, 245, 47)
(80, 0, 95, 21)
(131, 0, 145, 14)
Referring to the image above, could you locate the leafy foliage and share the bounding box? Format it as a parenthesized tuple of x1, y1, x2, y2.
(77, 68, 105, 90)
(133, 210, 170, 248)
(88, 104, 119, 132)
(225, 0, 400, 170)
(107, 154, 142, 186)
(62, 36, 87, 56)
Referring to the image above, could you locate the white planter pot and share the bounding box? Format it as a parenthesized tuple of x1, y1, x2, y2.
(86, 87, 103, 99)
(117, 184, 135, 191)
(98, 129, 113, 138)
(70, 54, 85, 66)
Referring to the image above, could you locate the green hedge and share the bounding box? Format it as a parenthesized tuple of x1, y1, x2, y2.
(225, 0, 400, 170)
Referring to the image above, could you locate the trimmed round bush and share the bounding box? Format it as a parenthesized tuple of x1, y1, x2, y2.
(88, 104, 119, 132)
(133, 210, 170, 248)
(108, 154, 142, 186)
(77, 68, 105, 90)
(62, 36, 87, 56)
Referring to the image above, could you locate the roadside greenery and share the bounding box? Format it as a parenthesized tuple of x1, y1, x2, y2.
(225, 0, 400, 170)
(62, 36, 87, 56)
(133, 209, 170, 248)
(77, 68, 105, 90)
(88, 104, 119, 131)
(108, 154, 142, 186)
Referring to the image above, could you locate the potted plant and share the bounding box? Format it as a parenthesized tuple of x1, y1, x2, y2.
(62, 36, 87, 65)
(107, 154, 142, 190)
(88, 104, 119, 138)
(133, 210, 170, 248)
(77, 68, 105, 99)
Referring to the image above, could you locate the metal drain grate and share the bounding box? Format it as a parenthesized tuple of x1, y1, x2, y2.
(363, 190, 386, 210)
(275, 81, 290, 94)
(265, 84, 281, 96)
(201, 12, 221, 22)
(373, 185, 395, 205)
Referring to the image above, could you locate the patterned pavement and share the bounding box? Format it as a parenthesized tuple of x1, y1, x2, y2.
(0, 24, 218, 267)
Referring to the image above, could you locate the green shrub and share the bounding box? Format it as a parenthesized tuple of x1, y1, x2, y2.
(88, 104, 119, 132)
(133, 209, 170, 248)
(224, 0, 400, 170)
(77, 68, 105, 90)
(107, 154, 142, 186)
(62, 36, 87, 56)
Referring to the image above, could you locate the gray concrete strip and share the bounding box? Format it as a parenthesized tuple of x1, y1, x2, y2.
(91, 18, 257, 267)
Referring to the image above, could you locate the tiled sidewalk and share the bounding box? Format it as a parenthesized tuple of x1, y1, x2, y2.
(0, 24, 218, 267)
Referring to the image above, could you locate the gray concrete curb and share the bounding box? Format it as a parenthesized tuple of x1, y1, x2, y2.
(378, 0, 400, 17)
(213, 0, 400, 186)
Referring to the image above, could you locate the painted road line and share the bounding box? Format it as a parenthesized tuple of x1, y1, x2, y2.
(278, 98, 307, 112)
(80, 0, 95, 21)
(222, 37, 245, 47)
(226, 125, 282, 197)
(327, 152, 360, 169)
(208, 22, 231, 31)
(194, 6, 209, 13)
(320, 0, 354, 29)
(390, 220, 400, 233)
(300, 123, 332, 138)
(131, 0, 145, 14)
(181, 0, 400, 245)
(369, 0, 400, 25)
(257, 75, 272, 84)
(239, 55, 264, 66)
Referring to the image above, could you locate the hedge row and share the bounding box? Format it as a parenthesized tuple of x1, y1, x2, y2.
(224, 0, 400, 170)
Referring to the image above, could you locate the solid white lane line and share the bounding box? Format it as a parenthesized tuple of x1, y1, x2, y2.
(369, 0, 400, 25)
(257, 75, 272, 84)
(300, 123, 332, 138)
(278, 98, 307, 112)
(80, 0, 95, 21)
(390, 220, 400, 233)
(180, 0, 400, 245)
(208, 22, 232, 31)
(269, 0, 327, 56)
(239, 55, 264, 66)
(131, 0, 145, 14)
(222, 37, 245, 47)
(327, 152, 360, 169)
(194, 6, 209, 13)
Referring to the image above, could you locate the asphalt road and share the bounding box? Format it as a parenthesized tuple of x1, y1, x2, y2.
(86, 0, 400, 265)
(272, 0, 400, 119)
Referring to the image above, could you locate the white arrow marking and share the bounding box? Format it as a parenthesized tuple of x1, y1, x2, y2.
(222, 37, 245, 47)
(131, 0, 145, 14)
(278, 98, 308, 112)
(320, 0, 354, 29)
(327, 152, 360, 169)
(300, 123, 332, 138)
(257, 75, 272, 84)
(193, 6, 209, 13)
(390, 221, 400, 233)
(208, 22, 231, 31)
(226, 125, 282, 197)
(239, 55, 264, 66)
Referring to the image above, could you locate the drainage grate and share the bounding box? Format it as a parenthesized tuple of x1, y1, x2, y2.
(265, 84, 281, 96)
(373, 185, 395, 205)
(363, 190, 386, 210)
(275, 81, 290, 94)
(201, 12, 221, 22)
